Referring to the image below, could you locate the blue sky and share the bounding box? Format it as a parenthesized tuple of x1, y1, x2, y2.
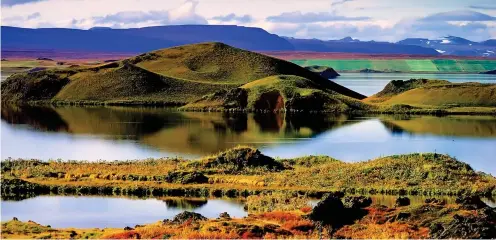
(1, 0, 495, 41)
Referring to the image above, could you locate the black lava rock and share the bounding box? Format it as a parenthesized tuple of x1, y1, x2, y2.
(172, 211, 208, 224)
(395, 197, 411, 207)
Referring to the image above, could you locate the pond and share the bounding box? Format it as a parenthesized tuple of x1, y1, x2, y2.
(0, 196, 247, 228)
(3, 195, 494, 228)
(2, 105, 496, 175)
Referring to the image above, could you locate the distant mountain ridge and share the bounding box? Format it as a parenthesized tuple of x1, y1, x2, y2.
(1, 25, 495, 57)
(284, 37, 440, 55)
(1, 25, 294, 52)
(397, 36, 496, 57)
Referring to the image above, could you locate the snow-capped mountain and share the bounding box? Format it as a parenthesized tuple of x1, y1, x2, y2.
(397, 36, 496, 57)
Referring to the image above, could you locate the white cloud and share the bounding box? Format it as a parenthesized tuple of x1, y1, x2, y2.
(421, 10, 496, 21)
(266, 11, 370, 23)
(211, 14, 253, 24)
(1, 0, 495, 41)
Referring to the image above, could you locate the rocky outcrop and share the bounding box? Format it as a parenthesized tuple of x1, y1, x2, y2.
(395, 197, 410, 207)
(171, 211, 208, 224)
(430, 207, 496, 239)
(198, 147, 285, 173)
(164, 171, 209, 184)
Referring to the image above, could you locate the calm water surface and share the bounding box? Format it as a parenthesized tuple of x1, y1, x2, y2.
(1, 196, 246, 228)
(2, 195, 494, 228)
(2, 105, 495, 174)
(333, 73, 495, 96)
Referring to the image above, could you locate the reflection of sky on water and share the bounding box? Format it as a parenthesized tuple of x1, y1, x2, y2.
(0, 196, 246, 228)
(2, 116, 495, 175)
(262, 119, 496, 175)
(0, 122, 191, 160)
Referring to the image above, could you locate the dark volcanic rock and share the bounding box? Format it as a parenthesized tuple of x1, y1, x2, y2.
(309, 195, 346, 227)
(395, 197, 411, 207)
(202, 147, 285, 172)
(309, 194, 369, 235)
(172, 211, 207, 224)
(481, 69, 496, 74)
(429, 207, 496, 239)
(218, 212, 231, 219)
(455, 195, 487, 210)
(36, 57, 54, 61)
(164, 171, 209, 184)
(304, 66, 340, 79)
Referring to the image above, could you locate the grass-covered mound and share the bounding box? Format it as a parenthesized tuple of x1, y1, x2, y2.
(1, 42, 365, 105)
(2, 148, 495, 197)
(371, 79, 451, 99)
(54, 63, 167, 100)
(365, 79, 496, 108)
(1, 70, 71, 101)
(182, 75, 371, 112)
(189, 147, 286, 174)
(304, 65, 340, 79)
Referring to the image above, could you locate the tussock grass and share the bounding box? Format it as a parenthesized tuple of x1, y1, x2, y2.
(2, 148, 495, 198)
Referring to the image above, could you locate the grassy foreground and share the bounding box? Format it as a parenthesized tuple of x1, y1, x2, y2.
(2, 194, 495, 239)
(2, 147, 495, 198)
(2, 147, 496, 239)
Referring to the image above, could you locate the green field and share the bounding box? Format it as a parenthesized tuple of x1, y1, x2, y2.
(291, 59, 496, 73)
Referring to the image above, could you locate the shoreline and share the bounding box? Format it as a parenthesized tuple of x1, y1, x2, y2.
(3, 101, 496, 116)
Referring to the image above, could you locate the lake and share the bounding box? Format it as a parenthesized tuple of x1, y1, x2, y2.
(334, 73, 495, 96)
(2, 105, 496, 175)
(1, 73, 496, 229)
(1, 196, 247, 228)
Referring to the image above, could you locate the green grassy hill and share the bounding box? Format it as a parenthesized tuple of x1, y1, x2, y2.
(366, 79, 496, 107)
(304, 65, 340, 79)
(1, 42, 366, 106)
(182, 75, 370, 112)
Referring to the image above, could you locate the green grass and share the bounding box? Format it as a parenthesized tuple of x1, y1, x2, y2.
(380, 83, 496, 107)
(1, 42, 365, 105)
(291, 59, 496, 73)
(182, 75, 371, 112)
(432, 59, 463, 72)
(405, 60, 439, 72)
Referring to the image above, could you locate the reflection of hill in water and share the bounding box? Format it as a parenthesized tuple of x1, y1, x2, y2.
(1, 105, 69, 132)
(380, 115, 496, 138)
(162, 198, 208, 210)
(1, 105, 354, 155)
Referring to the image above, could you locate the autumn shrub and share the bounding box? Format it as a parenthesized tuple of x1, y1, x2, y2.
(245, 192, 311, 212)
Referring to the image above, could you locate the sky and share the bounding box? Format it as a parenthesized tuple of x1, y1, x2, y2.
(1, 0, 495, 42)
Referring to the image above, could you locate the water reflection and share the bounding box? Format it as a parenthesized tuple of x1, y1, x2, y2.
(1, 104, 495, 174)
(0, 196, 246, 228)
(162, 198, 208, 210)
(1, 104, 354, 156)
